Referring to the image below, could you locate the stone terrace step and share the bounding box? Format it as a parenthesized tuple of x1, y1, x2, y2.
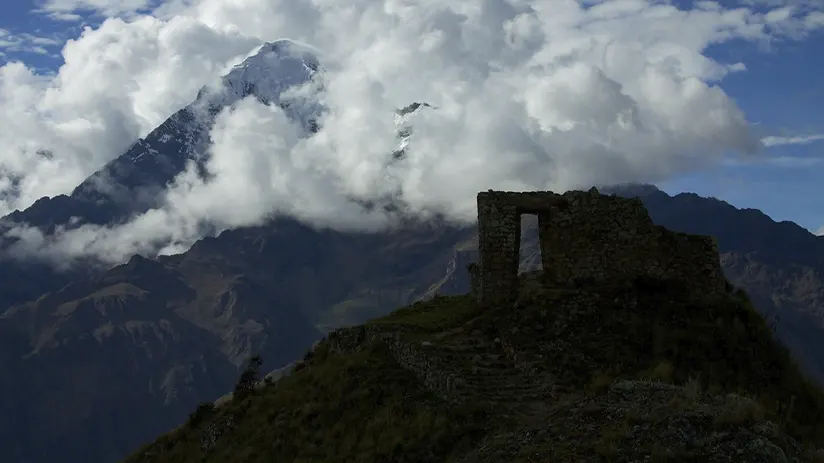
(461, 381, 547, 395)
(460, 363, 542, 376)
(459, 373, 548, 390)
(422, 341, 546, 369)
(426, 341, 493, 352)
(464, 389, 550, 403)
(422, 345, 497, 358)
(463, 379, 546, 390)
(464, 389, 548, 402)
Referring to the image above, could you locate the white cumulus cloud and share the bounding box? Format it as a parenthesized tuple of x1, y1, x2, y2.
(3, 0, 824, 265)
(0, 15, 260, 216)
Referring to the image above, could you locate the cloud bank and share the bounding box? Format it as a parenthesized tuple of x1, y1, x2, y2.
(2, 0, 824, 266)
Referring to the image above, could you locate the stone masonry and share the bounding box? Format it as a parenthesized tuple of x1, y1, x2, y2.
(474, 187, 727, 307)
(327, 325, 466, 402)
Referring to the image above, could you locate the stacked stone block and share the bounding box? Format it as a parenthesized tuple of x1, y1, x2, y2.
(476, 196, 522, 307)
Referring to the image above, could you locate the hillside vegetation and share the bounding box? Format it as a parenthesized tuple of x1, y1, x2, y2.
(125, 272, 824, 462)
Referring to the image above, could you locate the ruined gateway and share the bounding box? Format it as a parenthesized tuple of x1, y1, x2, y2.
(468, 187, 728, 307)
(323, 187, 732, 402)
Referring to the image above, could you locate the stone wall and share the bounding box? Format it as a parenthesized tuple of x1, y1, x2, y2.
(327, 326, 465, 402)
(321, 188, 728, 406)
(475, 187, 727, 306)
(476, 193, 522, 307)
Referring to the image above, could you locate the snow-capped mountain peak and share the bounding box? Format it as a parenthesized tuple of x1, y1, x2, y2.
(393, 102, 435, 159)
(10, 38, 426, 233)
(64, 40, 325, 216)
(195, 39, 323, 121)
(221, 40, 320, 102)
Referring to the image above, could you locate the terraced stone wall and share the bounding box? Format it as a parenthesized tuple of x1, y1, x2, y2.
(475, 187, 727, 307)
(327, 326, 465, 401)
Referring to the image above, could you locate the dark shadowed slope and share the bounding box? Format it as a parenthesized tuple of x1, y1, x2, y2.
(8, 184, 824, 463)
(0, 253, 321, 463)
(0, 217, 470, 463)
(612, 185, 824, 384)
(124, 212, 824, 462)
(5, 180, 824, 463)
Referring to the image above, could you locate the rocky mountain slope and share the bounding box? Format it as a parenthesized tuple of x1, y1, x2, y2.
(4, 183, 824, 463)
(0, 252, 322, 463)
(0, 217, 470, 463)
(122, 194, 824, 462)
(0, 39, 326, 311)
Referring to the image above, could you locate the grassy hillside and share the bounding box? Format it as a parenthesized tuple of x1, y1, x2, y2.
(125, 272, 824, 462)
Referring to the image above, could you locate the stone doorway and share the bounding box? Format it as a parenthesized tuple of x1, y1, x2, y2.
(470, 188, 727, 308)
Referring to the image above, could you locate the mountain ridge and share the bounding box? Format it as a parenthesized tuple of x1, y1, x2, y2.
(4, 183, 824, 463)
(123, 188, 824, 462)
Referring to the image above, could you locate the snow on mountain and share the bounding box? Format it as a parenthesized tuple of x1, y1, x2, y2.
(4, 38, 429, 233)
(393, 102, 434, 159)
(126, 38, 324, 168)
(194, 39, 324, 132)
(0, 40, 324, 232)
(66, 40, 324, 213)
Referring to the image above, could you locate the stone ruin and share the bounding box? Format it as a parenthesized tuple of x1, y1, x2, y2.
(469, 187, 727, 307)
(314, 188, 730, 414)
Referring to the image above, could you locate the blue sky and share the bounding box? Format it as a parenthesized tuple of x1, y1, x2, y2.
(663, 23, 824, 232)
(0, 1, 82, 72)
(1, 0, 823, 235)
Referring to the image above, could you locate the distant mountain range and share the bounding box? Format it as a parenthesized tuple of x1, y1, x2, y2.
(0, 40, 823, 463)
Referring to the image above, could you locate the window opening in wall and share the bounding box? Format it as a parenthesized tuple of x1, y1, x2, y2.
(519, 213, 542, 275)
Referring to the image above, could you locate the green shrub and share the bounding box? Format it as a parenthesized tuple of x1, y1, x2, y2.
(233, 354, 264, 401)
